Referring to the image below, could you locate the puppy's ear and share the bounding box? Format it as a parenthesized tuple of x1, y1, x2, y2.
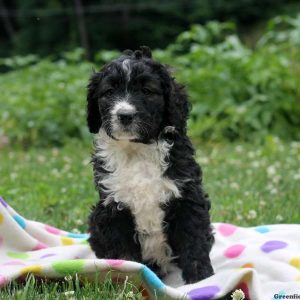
(87, 72, 103, 133)
(165, 79, 190, 134)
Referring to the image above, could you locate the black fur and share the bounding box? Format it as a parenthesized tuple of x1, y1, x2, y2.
(87, 46, 214, 283)
(87, 72, 103, 133)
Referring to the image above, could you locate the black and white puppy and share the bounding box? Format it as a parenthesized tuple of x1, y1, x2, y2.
(86, 47, 214, 283)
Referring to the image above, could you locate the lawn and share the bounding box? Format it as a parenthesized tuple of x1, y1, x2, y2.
(0, 138, 299, 298)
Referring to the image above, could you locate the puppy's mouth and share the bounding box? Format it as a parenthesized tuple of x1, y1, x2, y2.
(107, 125, 153, 145)
(110, 121, 139, 141)
(112, 130, 137, 141)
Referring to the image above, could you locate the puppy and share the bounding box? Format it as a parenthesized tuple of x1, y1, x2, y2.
(86, 47, 214, 283)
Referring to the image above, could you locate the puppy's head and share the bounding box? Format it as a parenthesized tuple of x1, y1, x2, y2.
(87, 46, 189, 143)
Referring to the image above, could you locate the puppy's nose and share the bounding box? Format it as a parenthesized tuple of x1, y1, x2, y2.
(117, 110, 135, 125)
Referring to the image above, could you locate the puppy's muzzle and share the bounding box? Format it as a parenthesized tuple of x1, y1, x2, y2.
(117, 109, 136, 126)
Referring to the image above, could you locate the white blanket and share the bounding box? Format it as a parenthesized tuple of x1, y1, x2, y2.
(0, 196, 299, 299)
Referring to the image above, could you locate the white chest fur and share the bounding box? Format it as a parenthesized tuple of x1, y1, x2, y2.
(95, 130, 181, 268)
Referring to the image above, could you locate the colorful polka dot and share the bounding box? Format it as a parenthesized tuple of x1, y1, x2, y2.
(242, 263, 254, 269)
(61, 237, 74, 246)
(141, 266, 165, 290)
(188, 285, 221, 300)
(7, 251, 29, 260)
(20, 265, 42, 275)
(13, 215, 26, 229)
(0, 197, 7, 207)
(67, 233, 90, 239)
(52, 260, 85, 275)
(224, 244, 246, 258)
(218, 223, 237, 236)
(2, 260, 26, 266)
(32, 242, 48, 251)
(255, 226, 270, 234)
(106, 259, 125, 267)
(290, 257, 300, 269)
(40, 253, 56, 259)
(261, 240, 287, 253)
(0, 275, 7, 287)
(45, 224, 61, 235)
(0, 213, 4, 224)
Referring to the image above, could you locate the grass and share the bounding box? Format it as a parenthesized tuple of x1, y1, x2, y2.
(0, 274, 144, 300)
(0, 137, 299, 298)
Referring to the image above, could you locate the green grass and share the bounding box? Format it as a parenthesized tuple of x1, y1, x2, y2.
(0, 138, 299, 298)
(0, 274, 144, 300)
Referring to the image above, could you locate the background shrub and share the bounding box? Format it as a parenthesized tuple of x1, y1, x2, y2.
(2, 0, 299, 57)
(0, 57, 92, 147)
(161, 17, 300, 141)
(0, 15, 299, 147)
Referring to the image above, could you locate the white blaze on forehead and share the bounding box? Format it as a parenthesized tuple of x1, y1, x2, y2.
(122, 59, 131, 81)
(111, 101, 136, 115)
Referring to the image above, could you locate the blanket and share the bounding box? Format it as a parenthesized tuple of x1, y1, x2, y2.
(0, 196, 299, 299)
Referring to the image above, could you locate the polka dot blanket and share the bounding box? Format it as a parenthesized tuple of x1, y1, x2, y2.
(0, 196, 300, 300)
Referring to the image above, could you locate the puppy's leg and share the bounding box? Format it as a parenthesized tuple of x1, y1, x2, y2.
(165, 199, 214, 283)
(88, 201, 142, 262)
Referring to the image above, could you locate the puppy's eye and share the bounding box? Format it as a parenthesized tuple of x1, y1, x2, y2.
(103, 89, 114, 97)
(142, 88, 153, 96)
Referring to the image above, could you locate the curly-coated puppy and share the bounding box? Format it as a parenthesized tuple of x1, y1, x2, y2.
(86, 46, 214, 283)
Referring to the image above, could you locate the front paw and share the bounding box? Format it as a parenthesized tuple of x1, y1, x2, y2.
(182, 260, 214, 284)
(163, 126, 177, 134)
(159, 126, 178, 142)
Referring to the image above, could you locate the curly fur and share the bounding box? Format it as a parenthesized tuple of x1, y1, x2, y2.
(86, 46, 214, 283)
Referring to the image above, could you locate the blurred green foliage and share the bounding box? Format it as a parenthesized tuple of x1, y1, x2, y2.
(0, 15, 300, 147)
(2, 0, 300, 57)
(0, 51, 94, 147)
(159, 17, 300, 141)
